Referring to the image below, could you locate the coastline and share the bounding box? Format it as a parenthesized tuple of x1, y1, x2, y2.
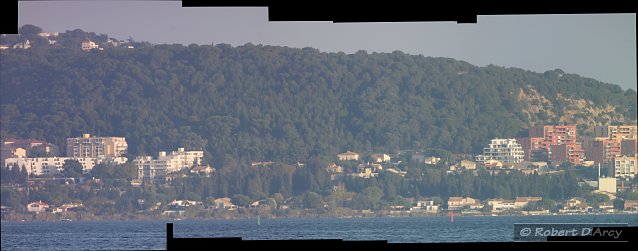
(3, 209, 637, 223)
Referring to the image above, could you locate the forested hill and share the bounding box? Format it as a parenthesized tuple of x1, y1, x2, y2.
(1, 29, 636, 164)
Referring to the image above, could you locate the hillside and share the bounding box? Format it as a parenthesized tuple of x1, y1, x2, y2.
(1, 28, 636, 164)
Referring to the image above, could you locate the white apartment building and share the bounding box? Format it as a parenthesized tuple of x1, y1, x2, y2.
(476, 138, 524, 164)
(67, 134, 128, 158)
(135, 148, 204, 182)
(614, 155, 636, 179)
(3, 156, 127, 176)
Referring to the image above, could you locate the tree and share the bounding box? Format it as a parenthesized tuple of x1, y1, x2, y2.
(303, 192, 325, 211)
(62, 159, 84, 179)
(19, 24, 43, 35)
(619, 190, 638, 200)
(1, 36, 634, 173)
(10, 163, 21, 183)
(585, 193, 610, 208)
(19, 165, 28, 184)
(91, 163, 112, 179)
(0, 166, 10, 183)
(538, 199, 556, 211)
(361, 186, 384, 210)
(231, 194, 253, 208)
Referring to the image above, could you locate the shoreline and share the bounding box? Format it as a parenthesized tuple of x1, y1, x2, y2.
(3, 211, 637, 223)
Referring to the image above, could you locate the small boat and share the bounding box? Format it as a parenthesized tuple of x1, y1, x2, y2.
(61, 218, 72, 222)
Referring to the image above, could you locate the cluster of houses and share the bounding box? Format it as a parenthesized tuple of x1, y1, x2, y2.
(2, 125, 637, 217)
(0, 134, 214, 185)
(474, 125, 637, 179)
(24, 201, 84, 215)
(21, 195, 638, 218)
(0, 30, 135, 51)
(2, 134, 128, 177)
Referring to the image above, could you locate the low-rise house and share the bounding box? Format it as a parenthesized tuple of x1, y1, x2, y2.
(370, 154, 391, 163)
(2, 137, 58, 164)
(487, 199, 517, 212)
(168, 200, 201, 207)
(38, 32, 59, 37)
(424, 156, 441, 165)
(162, 210, 185, 217)
(81, 40, 99, 51)
(560, 197, 591, 213)
(564, 197, 585, 207)
(459, 160, 477, 170)
(482, 159, 504, 169)
(168, 200, 202, 211)
(164, 172, 187, 183)
(326, 163, 343, 173)
(389, 205, 408, 215)
(251, 161, 273, 167)
(53, 203, 84, 214)
(410, 200, 439, 212)
(107, 38, 119, 47)
(514, 197, 542, 208)
(0, 206, 12, 213)
(190, 165, 214, 175)
(213, 197, 237, 210)
(625, 200, 638, 211)
(386, 167, 406, 177)
(337, 151, 360, 161)
(12, 40, 31, 49)
(169, 200, 200, 207)
(351, 167, 378, 178)
(130, 179, 143, 187)
(449, 160, 478, 172)
(598, 202, 615, 213)
(447, 197, 480, 210)
(27, 201, 49, 213)
(327, 163, 345, 181)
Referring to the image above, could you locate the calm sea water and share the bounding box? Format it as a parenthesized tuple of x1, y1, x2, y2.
(2, 214, 638, 250)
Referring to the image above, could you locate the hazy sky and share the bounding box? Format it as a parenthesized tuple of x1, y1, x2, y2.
(18, 1, 637, 91)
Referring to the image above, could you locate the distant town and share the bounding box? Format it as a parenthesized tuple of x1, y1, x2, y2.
(1, 31, 137, 51)
(1, 26, 637, 221)
(1, 125, 636, 221)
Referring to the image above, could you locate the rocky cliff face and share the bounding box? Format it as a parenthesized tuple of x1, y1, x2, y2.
(518, 87, 637, 135)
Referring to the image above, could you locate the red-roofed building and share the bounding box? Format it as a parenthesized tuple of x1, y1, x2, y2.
(2, 138, 58, 158)
(518, 125, 583, 165)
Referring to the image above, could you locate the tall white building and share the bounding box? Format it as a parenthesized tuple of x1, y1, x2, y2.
(135, 148, 204, 182)
(4, 156, 127, 176)
(614, 155, 636, 179)
(67, 134, 128, 158)
(476, 138, 524, 164)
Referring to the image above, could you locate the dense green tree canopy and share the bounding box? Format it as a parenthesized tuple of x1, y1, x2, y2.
(1, 26, 635, 165)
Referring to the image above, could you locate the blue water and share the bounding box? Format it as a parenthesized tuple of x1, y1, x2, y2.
(2, 215, 638, 250)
